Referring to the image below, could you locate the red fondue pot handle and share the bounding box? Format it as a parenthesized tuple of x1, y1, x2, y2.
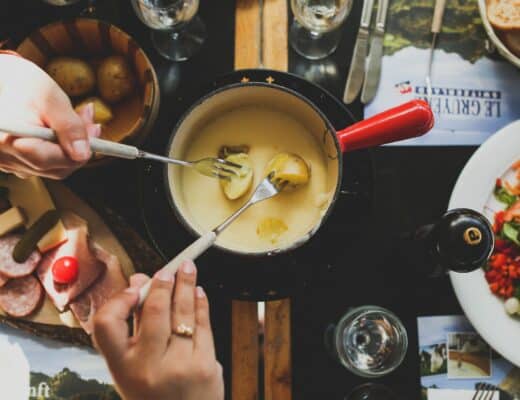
(336, 100, 434, 152)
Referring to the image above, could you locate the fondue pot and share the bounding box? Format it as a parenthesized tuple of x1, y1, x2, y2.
(166, 82, 433, 256)
(141, 69, 433, 299)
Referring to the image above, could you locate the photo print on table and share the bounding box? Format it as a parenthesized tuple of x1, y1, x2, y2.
(447, 332, 492, 379)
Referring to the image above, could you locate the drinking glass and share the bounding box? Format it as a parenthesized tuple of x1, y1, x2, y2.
(290, 0, 353, 60)
(131, 0, 206, 61)
(325, 306, 408, 377)
(42, 0, 81, 5)
(345, 383, 398, 400)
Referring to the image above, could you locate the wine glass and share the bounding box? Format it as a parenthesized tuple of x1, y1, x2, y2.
(325, 306, 408, 377)
(131, 0, 207, 61)
(345, 383, 398, 400)
(290, 0, 353, 60)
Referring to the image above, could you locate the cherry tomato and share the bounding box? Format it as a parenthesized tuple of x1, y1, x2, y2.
(52, 256, 79, 284)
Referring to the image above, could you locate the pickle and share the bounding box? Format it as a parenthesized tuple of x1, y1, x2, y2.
(218, 144, 250, 159)
(0, 187, 10, 213)
(13, 210, 60, 262)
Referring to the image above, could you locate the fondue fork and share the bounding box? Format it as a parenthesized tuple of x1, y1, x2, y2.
(138, 173, 288, 306)
(0, 121, 243, 180)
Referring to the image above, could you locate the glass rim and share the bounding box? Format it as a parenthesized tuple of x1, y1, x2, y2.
(334, 305, 409, 378)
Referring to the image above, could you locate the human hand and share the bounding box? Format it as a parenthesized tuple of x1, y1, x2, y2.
(0, 54, 100, 179)
(92, 261, 224, 400)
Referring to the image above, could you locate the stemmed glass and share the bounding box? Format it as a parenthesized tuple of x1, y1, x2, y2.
(345, 383, 398, 400)
(325, 306, 408, 377)
(290, 0, 353, 60)
(131, 0, 207, 61)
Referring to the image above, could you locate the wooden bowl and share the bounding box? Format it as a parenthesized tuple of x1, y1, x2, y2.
(16, 18, 160, 164)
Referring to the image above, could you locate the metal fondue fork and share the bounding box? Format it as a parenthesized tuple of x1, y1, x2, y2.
(138, 173, 288, 306)
(0, 121, 243, 180)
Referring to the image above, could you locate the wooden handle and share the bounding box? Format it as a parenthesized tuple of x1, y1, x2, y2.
(0, 120, 139, 159)
(137, 231, 217, 306)
(431, 0, 447, 33)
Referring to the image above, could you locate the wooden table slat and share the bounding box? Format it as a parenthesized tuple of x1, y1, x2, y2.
(235, 0, 261, 69)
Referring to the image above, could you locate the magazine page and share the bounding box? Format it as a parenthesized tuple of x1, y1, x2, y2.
(364, 0, 520, 146)
(418, 315, 520, 399)
(0, 324, 118, 400)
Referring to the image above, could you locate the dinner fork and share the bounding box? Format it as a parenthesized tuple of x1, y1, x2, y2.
(138, 172, 288, 305)
(472, 383, 499, 400)
(0, 121, 243, 180)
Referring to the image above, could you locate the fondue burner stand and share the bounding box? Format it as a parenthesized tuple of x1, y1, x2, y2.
(140, 70, 374, 300)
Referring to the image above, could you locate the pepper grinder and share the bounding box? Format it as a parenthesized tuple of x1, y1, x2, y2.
(408, 208, 494, 277)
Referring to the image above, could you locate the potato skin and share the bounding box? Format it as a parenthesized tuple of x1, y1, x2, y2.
(97, 56, 136, 103)
(46, 57, 96, 97)
(75, 97, 113, 124)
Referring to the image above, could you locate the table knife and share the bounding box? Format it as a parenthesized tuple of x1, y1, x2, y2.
(360, 0, 389, 104)
(343, 0, 375, 104)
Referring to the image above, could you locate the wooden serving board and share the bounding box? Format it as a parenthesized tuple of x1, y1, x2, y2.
(0, 181, 163, 346)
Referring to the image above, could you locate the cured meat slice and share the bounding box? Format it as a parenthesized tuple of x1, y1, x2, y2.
(0, 273, 8, 287)
(70, 243, 128, 334)
(0, 275, 43, 317)
(0, 234, 41, 278)
(37, 212, 105, 311)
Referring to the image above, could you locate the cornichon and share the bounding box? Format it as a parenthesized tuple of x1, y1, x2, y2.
(13, 210, 60, 263)
(0, 186, 9, 199)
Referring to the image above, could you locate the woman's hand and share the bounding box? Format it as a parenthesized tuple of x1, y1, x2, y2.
(92, 261, 224, 400)
(0, 54, 100, 179)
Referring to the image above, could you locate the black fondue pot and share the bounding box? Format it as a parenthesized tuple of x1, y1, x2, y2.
(140, 69, 433, 300)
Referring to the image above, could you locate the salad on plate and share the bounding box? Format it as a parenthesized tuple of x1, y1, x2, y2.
(486, 160, 520, 316)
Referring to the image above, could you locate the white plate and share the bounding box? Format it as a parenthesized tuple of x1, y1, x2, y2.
(449, 119, 520, 367)
(478, 0, 520, 69)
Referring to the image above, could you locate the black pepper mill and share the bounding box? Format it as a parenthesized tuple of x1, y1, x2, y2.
(409, 208, 494, 277)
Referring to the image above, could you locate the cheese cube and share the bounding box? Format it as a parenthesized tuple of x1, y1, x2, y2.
(4, 176, 67, 252)
(0, 207, 25, 236)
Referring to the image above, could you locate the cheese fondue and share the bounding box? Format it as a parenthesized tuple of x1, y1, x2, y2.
(169, 106, 333, 253)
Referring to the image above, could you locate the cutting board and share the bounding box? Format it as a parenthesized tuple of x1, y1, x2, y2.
(0, 180, 163, 346)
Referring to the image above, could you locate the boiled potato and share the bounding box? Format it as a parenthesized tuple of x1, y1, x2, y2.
(46, 57, 95, 97)
(220, 153, 253, 200)
(75, 97, 113, 124)
(256, 217, 288, 244)
(97, 56, 136, 103)
(265, 152, 310, 187)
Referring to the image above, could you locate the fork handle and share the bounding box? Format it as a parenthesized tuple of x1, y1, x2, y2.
(137, 231, 217, 306)
(0, 121, 140, 159)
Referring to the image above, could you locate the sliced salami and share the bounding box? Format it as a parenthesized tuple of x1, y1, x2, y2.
(0, 275, 43, 317)
(0, 234, 41, 278)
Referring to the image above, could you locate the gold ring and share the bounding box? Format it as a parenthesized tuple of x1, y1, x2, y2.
(173, 323, 194, 338)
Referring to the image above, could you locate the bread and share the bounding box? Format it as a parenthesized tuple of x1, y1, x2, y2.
(500, 30, 520, 56)
(487, 0, 520, 30)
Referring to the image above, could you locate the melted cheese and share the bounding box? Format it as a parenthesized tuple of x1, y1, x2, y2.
(171, 106, 333, 253)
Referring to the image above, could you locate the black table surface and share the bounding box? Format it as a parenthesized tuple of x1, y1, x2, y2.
(1, 1, 479, 399)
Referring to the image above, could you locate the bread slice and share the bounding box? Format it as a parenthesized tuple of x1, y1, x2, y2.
(500, 30, 520, 56)
(487, 0, 520, 30)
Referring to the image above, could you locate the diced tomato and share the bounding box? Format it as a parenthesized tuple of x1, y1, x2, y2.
(490, 253, 507, 268)
(494, 210, 506, 233)
(495, 238, 508, 250)
(496, 178, 503, 188)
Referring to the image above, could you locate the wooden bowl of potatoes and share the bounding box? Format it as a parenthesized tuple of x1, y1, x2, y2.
(17, 18, 160, 165)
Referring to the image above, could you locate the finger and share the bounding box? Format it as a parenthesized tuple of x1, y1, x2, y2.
(10, 137, 80, 170)
(38, 87, 91, 162)
(92, 287, 139, 368)
(169, 261, 197, 355)
(193, 286, 216, 358)
(137, 268, 175, 355)
(87, 124, 102, 138)
(129, 273, 150, 337)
